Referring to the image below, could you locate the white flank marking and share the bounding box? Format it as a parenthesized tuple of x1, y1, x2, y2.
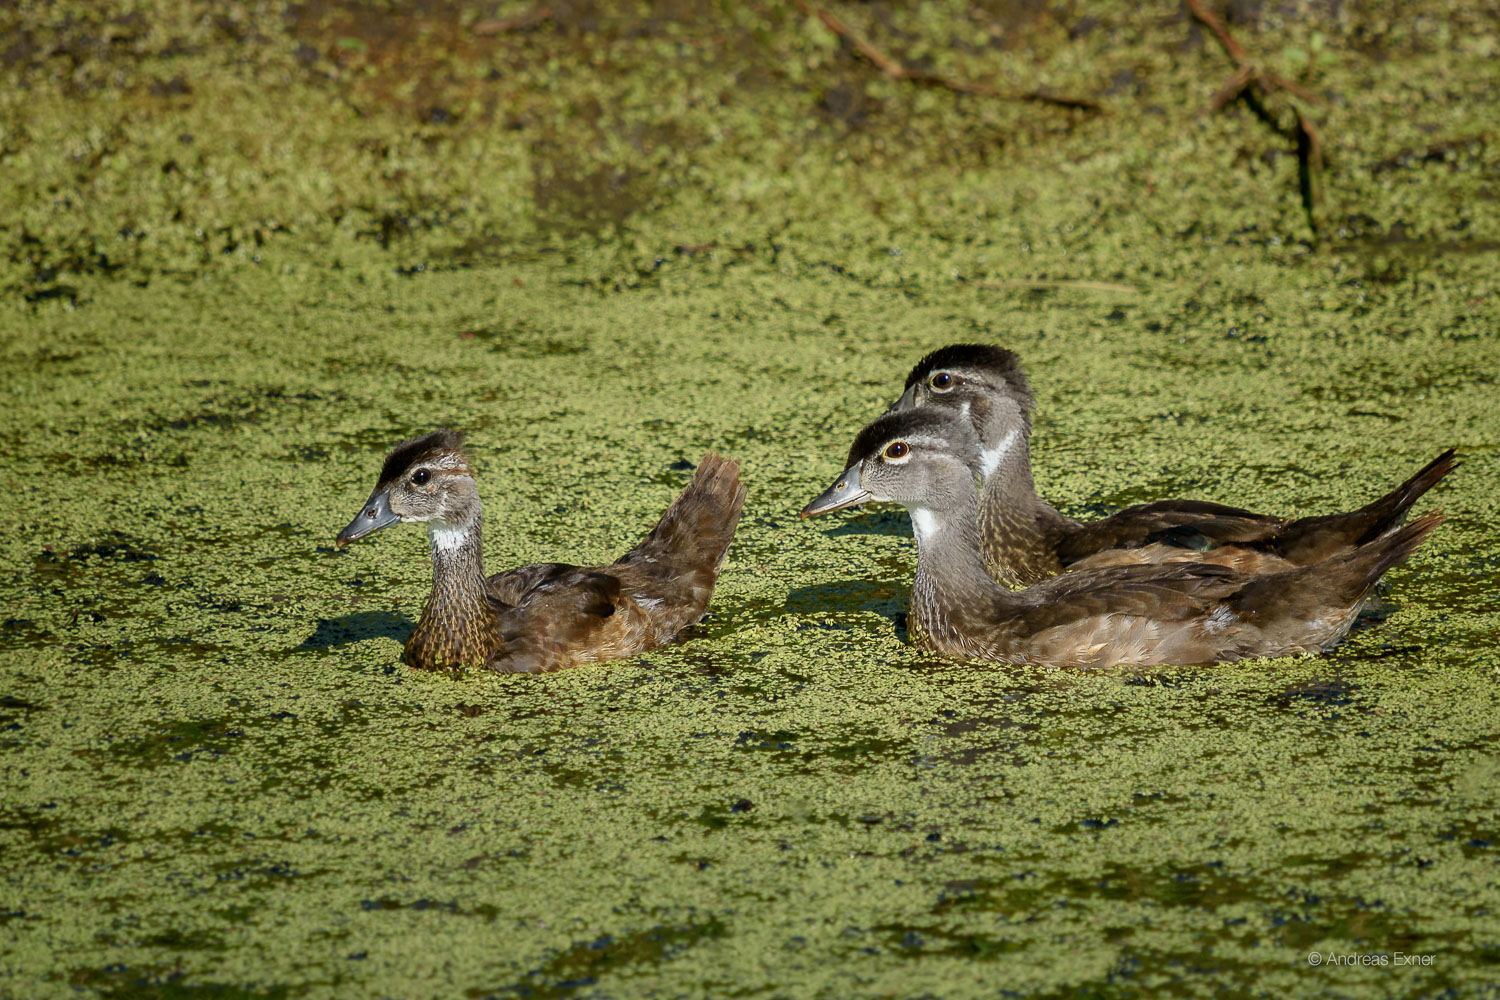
(1202, 605, 1238, 635)
(978, 427, 1021, 479)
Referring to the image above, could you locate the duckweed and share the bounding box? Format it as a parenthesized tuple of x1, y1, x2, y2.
(2, 1, 1498, 996)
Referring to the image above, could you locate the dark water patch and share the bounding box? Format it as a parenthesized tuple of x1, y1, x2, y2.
(1368, 134, 1491, 175)
(69, 961, 295, 1000)
(10, 816, 130, 864)
(0, 692, 45, 727)
(930, 708, 1041, 767)
(691, 797, 757, 832)
(468, 916, 727, 1000)
(821, 508, 911, 538)
(141, 927, 227, 952)
(1273, 676, 1357, 711)
(1267, 894, 1428, 953)
(458, 320, 590, 357)
(92, 718, 247, 769)
(871, 921, 1026, 960)
(1302, 358, 1495, 403)
(729, 725, 912, 776)
(359, 896, 500, 919)
(34, 531, 159, 586)
(211, 858, 324, 890)
(982, 861, 1266, 916)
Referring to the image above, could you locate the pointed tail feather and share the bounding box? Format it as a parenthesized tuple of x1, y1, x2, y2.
(1353, 508, 1445, 582)
(623, 453, 748, 574)
(1276, 448, 1458, 561)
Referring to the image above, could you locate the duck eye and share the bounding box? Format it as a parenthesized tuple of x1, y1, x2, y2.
(929, 372, 955, 391)
(883, 441, 910, 461)
(412, 469, 431, 486)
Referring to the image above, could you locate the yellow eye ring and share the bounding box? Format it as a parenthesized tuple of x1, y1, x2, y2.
(929, 372, 955, 391)
(883, 441, 910, 461)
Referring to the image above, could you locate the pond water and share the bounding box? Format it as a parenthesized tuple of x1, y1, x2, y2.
(3, 2, 1498, 997)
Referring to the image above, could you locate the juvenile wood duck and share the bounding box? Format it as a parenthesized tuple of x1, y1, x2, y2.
(336, 430, 748, 673)
(887, 343, 1458, 587)
(801, 409, 1443, 668)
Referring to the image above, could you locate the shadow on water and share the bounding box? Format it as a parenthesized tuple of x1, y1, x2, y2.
(297, 611, 412, 650)
(469, 917, 726, 1000)
(820, 509, 911, 538)
(784, 580, 904, 620)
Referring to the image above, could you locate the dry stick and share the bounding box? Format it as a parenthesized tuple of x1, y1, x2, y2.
(472, 7, 554, 35)
(791, 0, 1097, 111)
(1184, 0, 1326, 232)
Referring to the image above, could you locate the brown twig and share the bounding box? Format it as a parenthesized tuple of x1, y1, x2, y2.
(973, 279, 1139, 294)
(1185, 0, 1326, 235)
(792, 0, 1097, 112)
(472, 7, 554, 35)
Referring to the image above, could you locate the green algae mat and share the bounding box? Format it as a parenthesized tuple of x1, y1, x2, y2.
(3, 2, 1499, 997)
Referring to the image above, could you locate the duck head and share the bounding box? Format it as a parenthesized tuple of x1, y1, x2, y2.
(336, 429, 482, 546)
(887, 344, 1034, 478)
(801, 409, 981, 524)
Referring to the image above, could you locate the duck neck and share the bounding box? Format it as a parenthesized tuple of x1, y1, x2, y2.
(974, 411, 1075, 586)
(407, 511, 496, 670)
(908, 493, 1014, 653)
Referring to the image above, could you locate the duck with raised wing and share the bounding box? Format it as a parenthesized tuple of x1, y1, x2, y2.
(336, 430, 747, 673)
(801, 409, 1442, 668)
(887, 343, 1457, 587)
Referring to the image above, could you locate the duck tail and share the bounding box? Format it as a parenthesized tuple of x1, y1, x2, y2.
(1353, 508, 1445, 583)
(1310, 509, 1445, 606)
(624, 453, 748, 576)
(1275, 448, 1458, 561)
(1233, 511, 1444, 629)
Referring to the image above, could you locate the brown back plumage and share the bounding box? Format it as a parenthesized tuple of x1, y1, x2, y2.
(484, 452, 748, 672)
(997, 449, 1458, 584)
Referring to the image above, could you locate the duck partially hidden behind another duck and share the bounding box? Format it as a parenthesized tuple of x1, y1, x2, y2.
(336, 430, 747, 673)
(802, 409, 1443, 668)
(889, 344, 1458, 587)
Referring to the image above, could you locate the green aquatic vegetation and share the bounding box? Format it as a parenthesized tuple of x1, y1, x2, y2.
(3, 0, 1500, 997)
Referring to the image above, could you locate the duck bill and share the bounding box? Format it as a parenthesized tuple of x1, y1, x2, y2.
(800, 466, 872, 518)
(884, 383, 919, 415)
(336, 488, 400, 546)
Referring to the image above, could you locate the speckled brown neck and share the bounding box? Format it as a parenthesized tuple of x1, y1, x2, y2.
(976, 429, 1077, 588)
(909, 492, 1014, 657)
(404, 515, 501, 671)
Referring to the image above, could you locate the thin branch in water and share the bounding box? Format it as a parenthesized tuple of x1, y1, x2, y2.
(791, 0, 1098, 112)
(472, 7, 554, 35)
(1184, 0, 1327, 236)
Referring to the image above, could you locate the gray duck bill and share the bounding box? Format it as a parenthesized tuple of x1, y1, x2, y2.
(800, 466, 872, 518)
(336, 489, 400, 545)
(883, 383, 919, 415)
